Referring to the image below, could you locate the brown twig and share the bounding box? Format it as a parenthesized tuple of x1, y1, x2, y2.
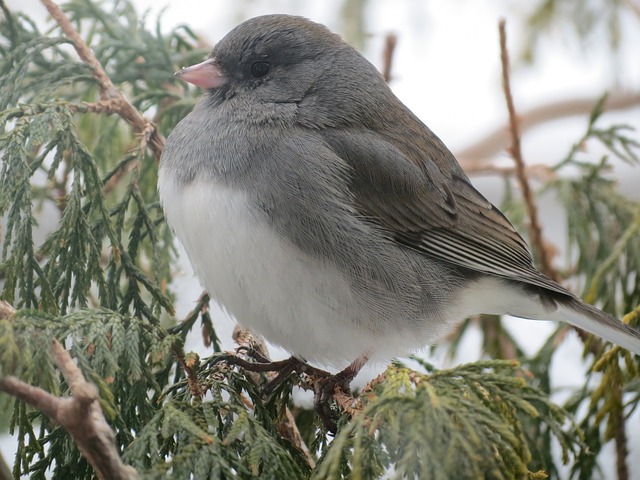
(0, 356, 12, 480)
(482, 316, 518, 360)
(456, 91, 640, 169)
(463, 162, 555, 181)
(0, 451, 11, 480)
(498, 20, 607, 357)
(39, 0, 165, 162)
(0, 332, 138, 479)
(333, 388, 363, 417)
(101, 120, 158, 195)
(172, 345, 204, 400)
(232, 325, 270, 362)
(613, 403, 629, 480)
(276, 408, 316, 469)
(381, 32, 397, 83)
(623, 0, 640, 19)
(498, 19, 559, 281)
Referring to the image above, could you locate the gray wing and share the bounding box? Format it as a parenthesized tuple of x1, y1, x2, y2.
(322, 127, 570, 296)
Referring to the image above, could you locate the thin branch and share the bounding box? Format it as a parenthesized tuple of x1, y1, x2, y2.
(276, 408, 316, 469)
(0, 447, 12, 480)
(101, 120, 156, 196)
(333, 388, 362, 417)
(232, 325, 270, 362)
(498, 20, 607, 357)
(623, 0, 640, 19)
(463, 162, 555, 181)
(39, 0, 165, 161)
(381, 32, 397, 83)
(0, 304, 138, 480)
(171, 343, 204, 400)
(614, 404, 629, 480)
(456, 92, 640, 167)
(498, 19, 558, 281)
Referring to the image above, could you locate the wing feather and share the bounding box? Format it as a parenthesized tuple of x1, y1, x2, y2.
(321, 126, 570, 296)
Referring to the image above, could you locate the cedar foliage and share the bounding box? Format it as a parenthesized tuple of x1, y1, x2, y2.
(0, 1, 639, 479)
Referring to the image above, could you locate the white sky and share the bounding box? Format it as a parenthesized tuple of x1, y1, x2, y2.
(3, 0, 640, 478)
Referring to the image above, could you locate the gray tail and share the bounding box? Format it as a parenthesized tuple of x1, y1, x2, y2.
(547, 298, 640, 355)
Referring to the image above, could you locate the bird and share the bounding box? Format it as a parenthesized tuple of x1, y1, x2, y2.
(158, 14, 640, 392)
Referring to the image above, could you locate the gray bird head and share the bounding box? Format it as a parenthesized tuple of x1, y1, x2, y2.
(176, 14, 396, 128)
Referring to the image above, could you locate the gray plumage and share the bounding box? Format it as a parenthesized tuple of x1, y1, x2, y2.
(159, 14, 640, 367)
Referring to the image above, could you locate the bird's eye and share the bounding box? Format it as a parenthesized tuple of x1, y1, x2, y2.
(250, 61, 270, 78)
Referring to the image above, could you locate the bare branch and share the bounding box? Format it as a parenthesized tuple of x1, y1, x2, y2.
(276, 408, 316, 469)
(0, 330, 138, 480)
(463, 162, 555, 181)
(499, 19, 558, 281)
(232, 325, 271, 362)
(614, 405, 630, 480)
(623, 0, 640, 19)
(381, 33, 398, 83)
(498, 21, 607, 357)
(456, 92, 640, 168)
(39, 0, 165, 161)
(0, 451, 11, 480)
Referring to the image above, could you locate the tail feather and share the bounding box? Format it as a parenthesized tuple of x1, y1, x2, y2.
(548, 298, 640, 355)
(459, 276, 640, 355)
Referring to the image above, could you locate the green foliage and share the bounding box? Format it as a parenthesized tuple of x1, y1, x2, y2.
(443, 96, 640, 479)
(1, 305, 581, 479)
(518, 0, 639, 68)
(0, 0, 203, 320)
(0, 309, 174, 478)
(314, 360, 580, 480)
(551, 97, 640, 317)
(0, 1, 638, 479)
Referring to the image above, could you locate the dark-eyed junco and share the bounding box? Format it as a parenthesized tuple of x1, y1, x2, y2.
(159, 15, 640, 383)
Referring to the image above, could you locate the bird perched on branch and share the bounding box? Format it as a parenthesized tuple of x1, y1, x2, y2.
(159, 14, 640, 426)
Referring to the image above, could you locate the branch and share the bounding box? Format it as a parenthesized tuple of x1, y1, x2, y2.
(276, 408, 316, 469)
(463, 162, 555, 181)
(456, 92, 640, 168)
(614, 404, 629, 480)
(0, 304, 138, 480)
(623, 0, 640, 19)
(0, 449, 11, 480)
(381, 33, 397, 83)
(497, 21, 606, 356)
(39, 0, 165, 161)
(498, 19, 559, 281)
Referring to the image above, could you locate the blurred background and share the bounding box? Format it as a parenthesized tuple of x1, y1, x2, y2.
(2, 0, 640, 478)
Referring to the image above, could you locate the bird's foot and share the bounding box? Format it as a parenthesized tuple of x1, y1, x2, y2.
(214, 352, 329, 390)
(214, 351, 297, 374)
(215, 351, 367, 434)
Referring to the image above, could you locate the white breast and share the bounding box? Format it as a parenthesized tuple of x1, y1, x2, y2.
(159, 176, 415, 367)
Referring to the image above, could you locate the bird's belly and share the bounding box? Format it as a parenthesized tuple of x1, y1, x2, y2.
(159, 178, 410, 367)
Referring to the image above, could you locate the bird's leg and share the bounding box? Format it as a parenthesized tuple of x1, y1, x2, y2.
(216, 350, 370, 433)
(215, 352, 331, 389)
(313, 354, 370, 433)
(234, 346, 272, 365)
(214, 352, 298, 373)
(264, 358, 333, 393)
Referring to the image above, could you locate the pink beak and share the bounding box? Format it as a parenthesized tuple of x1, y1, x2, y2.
(175, 58, 228, 89)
